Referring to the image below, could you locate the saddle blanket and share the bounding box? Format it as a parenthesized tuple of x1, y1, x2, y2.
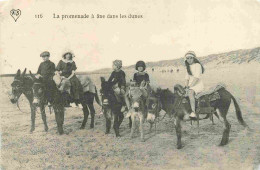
(53, 74, 96, 94)
(195, 83, 226, 99)
(77, 75, 96, 94)
(182, 83, 226, 104)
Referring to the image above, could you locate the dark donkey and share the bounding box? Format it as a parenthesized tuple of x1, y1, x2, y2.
(30, 71, 65, 134)
(30, 72, 101, 134)
(100, 77, 124, 137)
(159, 84, 248, 149)
(10, 69, 49, 132)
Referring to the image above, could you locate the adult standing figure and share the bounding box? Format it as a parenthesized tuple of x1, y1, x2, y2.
(56, 52, 83, 106)
(184, 51, 205, 119)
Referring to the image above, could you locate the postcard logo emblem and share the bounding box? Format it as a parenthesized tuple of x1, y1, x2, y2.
(10, 9, 21, 22)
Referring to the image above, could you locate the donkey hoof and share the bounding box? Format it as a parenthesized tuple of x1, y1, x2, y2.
(90, 124, 94, 129)
(116, 134, 121, 137)
(45, 127, 49, 132)
(30, 128, 35, 133)
(177, 144, 183, 149)
(80, 126, 85, 130)
(105, 131, 110, 134)
(141, 138, 145, 142)
(219, 142, 227, 146)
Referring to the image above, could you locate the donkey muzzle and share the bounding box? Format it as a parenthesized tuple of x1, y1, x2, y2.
(103, 99, 109, 105)
(147, 113, 156, 123)
(10, 95, 17, 104)
(33, 98, 40, 104)
(133, 102, 139, 108)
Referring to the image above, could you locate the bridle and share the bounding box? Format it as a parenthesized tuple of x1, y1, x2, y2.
(11, 78, 33, 114)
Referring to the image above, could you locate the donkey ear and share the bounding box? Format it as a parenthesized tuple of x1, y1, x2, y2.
(16, 69, 21, 77)
(100, 77, 105, 83)
(29, 71, 36, 80)
(21, 68, 27, 77)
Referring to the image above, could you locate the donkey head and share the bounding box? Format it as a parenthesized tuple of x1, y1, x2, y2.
(10, 68, 27, 103)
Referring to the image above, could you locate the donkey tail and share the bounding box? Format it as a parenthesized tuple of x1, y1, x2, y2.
(94, 86, 101, 106)
(230, 93, 247, 127)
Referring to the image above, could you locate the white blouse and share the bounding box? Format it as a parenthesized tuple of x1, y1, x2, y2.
(185, 63, 204, 94)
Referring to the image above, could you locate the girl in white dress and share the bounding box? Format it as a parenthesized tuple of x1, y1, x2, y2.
(184, 51, 205, 119)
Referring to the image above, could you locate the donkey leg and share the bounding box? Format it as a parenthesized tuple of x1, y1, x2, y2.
(88, 104, 95, 128)
(113, 113, 120, 137)
(80, 104, 89, 129)
(129, 117, 132, 129)
(219, 117, 231, 146)
(118, 112, 124, 127)
(149, 122, 154, 133)
(211, 112, 215, 125)
(40, 105, 48, 132)
(140, 115, 145, 142)
(30, 104, 36, 133)
(104, 109, 111, 134)
(130, 114, 136, 138)
(175, 117, 182, 149)
(105, 118, 111, 134)
(54, 108, 64, 135)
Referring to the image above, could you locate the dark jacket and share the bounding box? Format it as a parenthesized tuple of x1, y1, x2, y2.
(133, 72, 150, 85)
(37, 60, 55, 80)
(108, 70, 126, 89)
(56, 60, 77, 78)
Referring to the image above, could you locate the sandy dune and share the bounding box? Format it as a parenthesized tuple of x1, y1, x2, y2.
(0, 63, 260, 170)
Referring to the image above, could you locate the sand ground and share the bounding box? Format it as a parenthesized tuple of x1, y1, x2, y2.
(0, 63, 260, 170)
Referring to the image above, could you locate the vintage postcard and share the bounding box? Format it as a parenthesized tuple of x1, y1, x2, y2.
(0, 0, 260, 169)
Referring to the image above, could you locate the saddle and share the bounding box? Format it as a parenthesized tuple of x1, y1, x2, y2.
(182, 83, 226, 114)
(53, 74, 96, 94)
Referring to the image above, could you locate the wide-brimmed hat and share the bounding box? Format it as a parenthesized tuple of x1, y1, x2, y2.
(62, 51, 75, 59)
(40, 51, 50, 57)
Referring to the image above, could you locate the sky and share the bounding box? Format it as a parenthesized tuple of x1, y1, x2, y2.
(1, 0, 260, 74)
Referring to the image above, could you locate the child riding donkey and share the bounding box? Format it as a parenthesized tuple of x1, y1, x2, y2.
(35, 51, 56, 106)
(55, 52, 83, 107)
(125, 60, 152, 117)
(107, 60, 129, 114)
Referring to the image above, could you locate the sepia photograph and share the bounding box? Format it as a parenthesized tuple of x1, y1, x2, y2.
(0, 0, 260, 169)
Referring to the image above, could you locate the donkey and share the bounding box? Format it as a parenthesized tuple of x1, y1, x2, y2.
(128, 82, 157, 142)
(159, 84, 248, 149)
(10, 69, 49, 132)
(30, 71, 101, 134)
(100, 77, 124, 137)
(30, 71, 65, 134)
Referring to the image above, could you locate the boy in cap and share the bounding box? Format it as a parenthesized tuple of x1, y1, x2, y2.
(108, 60, 130, 113)
(36, 51, 56, 105)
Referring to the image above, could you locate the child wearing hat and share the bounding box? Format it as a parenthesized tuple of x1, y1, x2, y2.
(108, 60, 130, 112)
(184, 51, 205, 119)
(36, 51, 56, 105)
(56, 52, 83, 107)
